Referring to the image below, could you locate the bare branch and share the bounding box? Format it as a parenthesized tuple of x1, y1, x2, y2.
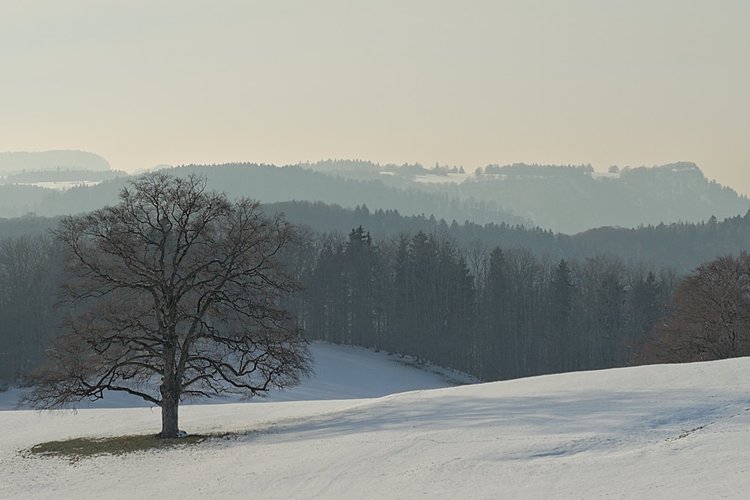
(26, 173, 311, 436)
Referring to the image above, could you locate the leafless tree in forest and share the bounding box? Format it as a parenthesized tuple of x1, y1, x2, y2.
(637, 252, 750, 363)
(25, 173, 310, 438)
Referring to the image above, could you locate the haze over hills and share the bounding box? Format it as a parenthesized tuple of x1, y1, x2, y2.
(0, 154, 747, 234)
(0, 150, 124, 217)
(0, 162, 530, 226)
(302, 160, 748, 233)
(0, 150, 111, 173)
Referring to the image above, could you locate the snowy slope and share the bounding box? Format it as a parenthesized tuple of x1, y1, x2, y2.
(2, 356, 750, 499)
(0, 342, 461, 410)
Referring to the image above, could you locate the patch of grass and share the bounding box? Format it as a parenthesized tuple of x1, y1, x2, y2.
(26, 433, 218, 461)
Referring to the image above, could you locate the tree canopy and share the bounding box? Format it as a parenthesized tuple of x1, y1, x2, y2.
(26, 173, 310, 437)
(637, 252, 750, 363)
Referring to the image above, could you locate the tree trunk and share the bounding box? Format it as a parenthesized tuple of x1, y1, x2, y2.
(159, 391, 180, 438)
(159, 342, 181, 438)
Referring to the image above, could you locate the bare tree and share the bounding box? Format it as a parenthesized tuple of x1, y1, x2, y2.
(637, 253, 750, 363)
(26, 173, 310, 437)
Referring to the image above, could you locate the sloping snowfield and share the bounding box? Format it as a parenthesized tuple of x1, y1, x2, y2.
(2, 345, 750, 499)
(0, 343, 459, 410)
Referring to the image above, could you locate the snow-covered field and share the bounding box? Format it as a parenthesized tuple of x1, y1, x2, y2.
(2, 345, 750, 499)
(0, 343, 460, 410)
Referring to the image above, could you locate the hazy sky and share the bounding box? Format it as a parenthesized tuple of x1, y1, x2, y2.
(2, 1, 749, 192)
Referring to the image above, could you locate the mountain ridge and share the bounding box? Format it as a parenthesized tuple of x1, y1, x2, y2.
(0, 150, 111, 173)
(0, 160, 746, 234)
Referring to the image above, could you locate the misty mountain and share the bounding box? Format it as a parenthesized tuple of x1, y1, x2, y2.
(0, 163, 529, 227)
(0, 169, 124, 184)
(302, 160, 749, 234)
(0, 161, 746, 235)
(0, 185, 57, 218)
(0, 150, 111, 173)
(0, 180, 127, 218)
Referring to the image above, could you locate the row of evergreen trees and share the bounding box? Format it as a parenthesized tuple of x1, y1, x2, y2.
(289, 227, 677, 381)
(5, 199, 750, 273)
(270, 201, 750, 272)
(0, 224, 678, 385)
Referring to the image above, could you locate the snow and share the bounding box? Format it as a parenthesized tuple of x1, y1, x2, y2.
(2, 348, 750, 499)
(0, 343, 459, 410)
(413, 172, 471, 184)
(13, 181, 103, 191)
(591, 171, 620, 179)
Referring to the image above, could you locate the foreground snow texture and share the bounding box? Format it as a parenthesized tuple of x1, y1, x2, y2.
(2, 350, 750, 499)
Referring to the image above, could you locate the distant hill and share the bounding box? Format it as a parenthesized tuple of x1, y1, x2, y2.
(0, 160, 746, 234)
(0, 163, 528, 227)
(0, 150, 111, 173)
(302, 160, 749, 234)
(456, 162, 748, 233)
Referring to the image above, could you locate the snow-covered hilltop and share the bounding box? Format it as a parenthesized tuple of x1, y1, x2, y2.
(2, 346, 749, 499)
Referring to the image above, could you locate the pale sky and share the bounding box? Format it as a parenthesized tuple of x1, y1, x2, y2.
(2, 1, 749, 193)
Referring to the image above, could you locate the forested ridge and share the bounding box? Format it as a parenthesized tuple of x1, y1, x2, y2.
(0, 163, 529, 227)
(5, 199, 750, 273)
(270, 201, 750, 272)
(1, 161, 746, 235)
(0, 150, 111, 173)
(302, 160, 748, 233)
(2, 167, 750, 385)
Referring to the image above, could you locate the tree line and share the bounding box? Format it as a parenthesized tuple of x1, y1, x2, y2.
(0, 234, 61, 384)
(288, 227, 677, 381)
(0, 222, 679, 386)
(6, 202, 750, 273)
(257, 201, 750, 273)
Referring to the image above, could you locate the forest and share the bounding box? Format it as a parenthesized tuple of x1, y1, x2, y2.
(287, 227, 674, 381)
(269, 201, 750, 272)
(0, 223, 674, 385)
(0, 235, 60, 383)
(2, 169, 749, 385)
(5, 198, 750, 273)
